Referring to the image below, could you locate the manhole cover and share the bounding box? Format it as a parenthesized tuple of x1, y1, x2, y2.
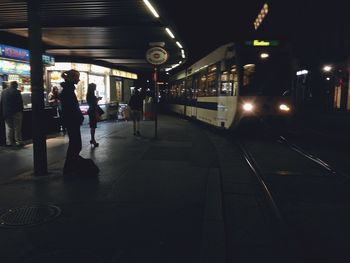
(0, 205, 61, 228)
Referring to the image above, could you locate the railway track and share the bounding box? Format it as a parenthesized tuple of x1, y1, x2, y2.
(233, 122, 350, 263)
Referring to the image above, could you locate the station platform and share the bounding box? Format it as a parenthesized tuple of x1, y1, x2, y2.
(0, 112, 348, 263)
(0, 114, 233, 263)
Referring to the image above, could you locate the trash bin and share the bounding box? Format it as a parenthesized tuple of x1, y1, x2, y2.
(107, 102, 118, 120)
(143, 96, 153, 120)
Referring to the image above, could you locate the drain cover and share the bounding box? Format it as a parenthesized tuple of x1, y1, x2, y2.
(0, 205, 61, 227)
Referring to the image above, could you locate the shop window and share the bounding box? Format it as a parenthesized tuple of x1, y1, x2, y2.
(89, 74, 105, 102)
(76, 72, 88, 102)
(116, 80, 122, 102)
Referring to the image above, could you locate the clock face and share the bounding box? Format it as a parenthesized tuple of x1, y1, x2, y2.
(146, 47, 169, 65)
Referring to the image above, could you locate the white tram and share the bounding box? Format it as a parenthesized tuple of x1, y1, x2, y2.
(165, 40, 294, 129)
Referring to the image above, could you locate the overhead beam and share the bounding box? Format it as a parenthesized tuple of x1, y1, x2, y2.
(0, 20, 161, 30)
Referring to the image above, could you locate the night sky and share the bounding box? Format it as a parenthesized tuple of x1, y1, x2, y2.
(156, 0, 349, 71)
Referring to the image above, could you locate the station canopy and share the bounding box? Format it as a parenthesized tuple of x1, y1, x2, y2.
(0, 0, 188, 74)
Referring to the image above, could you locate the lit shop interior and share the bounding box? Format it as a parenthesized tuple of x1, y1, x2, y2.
(46, 62, 138, 120)
(0, 43, 138, 143)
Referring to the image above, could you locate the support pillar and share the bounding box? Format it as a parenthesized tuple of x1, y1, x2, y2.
(27, 0, 48, 176)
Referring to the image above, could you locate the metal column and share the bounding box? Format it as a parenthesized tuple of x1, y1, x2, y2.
(27, 0, 48, 176)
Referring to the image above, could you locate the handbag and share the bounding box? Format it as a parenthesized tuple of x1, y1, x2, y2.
(97, 105, 104, 116)
(95, 105, 104, 121)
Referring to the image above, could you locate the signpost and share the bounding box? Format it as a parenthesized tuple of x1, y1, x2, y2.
(145, 46, 169, 138)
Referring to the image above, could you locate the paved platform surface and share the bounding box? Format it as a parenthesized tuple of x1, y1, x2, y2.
(0, 115, 230, 263)
(0, 112, 348, 263)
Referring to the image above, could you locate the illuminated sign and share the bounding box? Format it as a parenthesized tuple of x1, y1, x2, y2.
(42, 54, 55, 66)
(0, 45, 29, 61)
(111, 69, 137, 79)
(0, 44, 55, 65)
(245, 40, 279, 46)
(0, 59, 30, 75)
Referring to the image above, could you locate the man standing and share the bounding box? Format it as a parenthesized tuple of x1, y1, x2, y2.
(0, 81, 24, 147)
(128, 88, 143, 136)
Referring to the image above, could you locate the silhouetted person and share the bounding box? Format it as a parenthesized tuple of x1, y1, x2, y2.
(128, 88, 143, 136)
(0, 81, 24, 147)
(86, 83, 101, 147)
(59, 70, 84, 175)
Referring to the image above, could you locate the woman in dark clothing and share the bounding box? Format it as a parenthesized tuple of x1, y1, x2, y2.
(128, 88, 143, 136)
(59, 69, 84, 175)
(86, 83, 101, 147)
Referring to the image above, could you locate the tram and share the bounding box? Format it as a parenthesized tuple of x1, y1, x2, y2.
(165, 40, 294, 129)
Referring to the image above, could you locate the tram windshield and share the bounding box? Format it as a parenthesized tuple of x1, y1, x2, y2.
(240, 45, 292, 96)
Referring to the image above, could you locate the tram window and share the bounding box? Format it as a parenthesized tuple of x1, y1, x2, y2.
(171, 84, 177, 98)
(230, 66, 238, 96)
(243, 64, 256, 89)
(220, 71, 232, 96)
(193, 76, 199, 99)
(241, 64, 257, 95)
(186, 77, 193, 99)
(197, 72, 207, 97)
(240, 47, 293, 96)
(179, 80, 185, 97)
(207, 70, 217, 96)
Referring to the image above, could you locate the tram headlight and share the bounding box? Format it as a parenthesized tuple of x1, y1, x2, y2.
(279, 104, 290, 112)
(243, 103, 254, 112)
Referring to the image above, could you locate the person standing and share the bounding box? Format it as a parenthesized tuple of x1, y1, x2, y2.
(48, 85, 65, 132)
(0, 81, 24, 147)
(59, 69, 84, 175)
(86, 83, 101, 147)
(48, 86, 60, 106)
(128, 88, 143, 136)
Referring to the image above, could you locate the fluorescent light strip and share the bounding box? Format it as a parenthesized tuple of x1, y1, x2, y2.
(176, 41, 183, 48)
(143, 0, 159, 18)
(165, 28, 175, 38)
(181, 49, 185, 58)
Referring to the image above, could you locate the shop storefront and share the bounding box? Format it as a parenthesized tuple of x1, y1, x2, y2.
(46, 62, 138, 121)
(0, 44, 56, 144)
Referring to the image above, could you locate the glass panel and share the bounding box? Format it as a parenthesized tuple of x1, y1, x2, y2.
(197, 72, 207, 97)
(185, 77, 193, 99)
(207, 69, 217, 96)
(89, 74, 105, 102)
(231, 66, 238, 96)
(76, 72, 88, 102)
(116, 80, 122, 102)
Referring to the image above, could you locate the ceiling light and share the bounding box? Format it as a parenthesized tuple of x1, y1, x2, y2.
(143, 0, 159, 18)
(181, 49, 185, 58)
(165, 28, 175, 38)
(176, 41, 183, 48)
